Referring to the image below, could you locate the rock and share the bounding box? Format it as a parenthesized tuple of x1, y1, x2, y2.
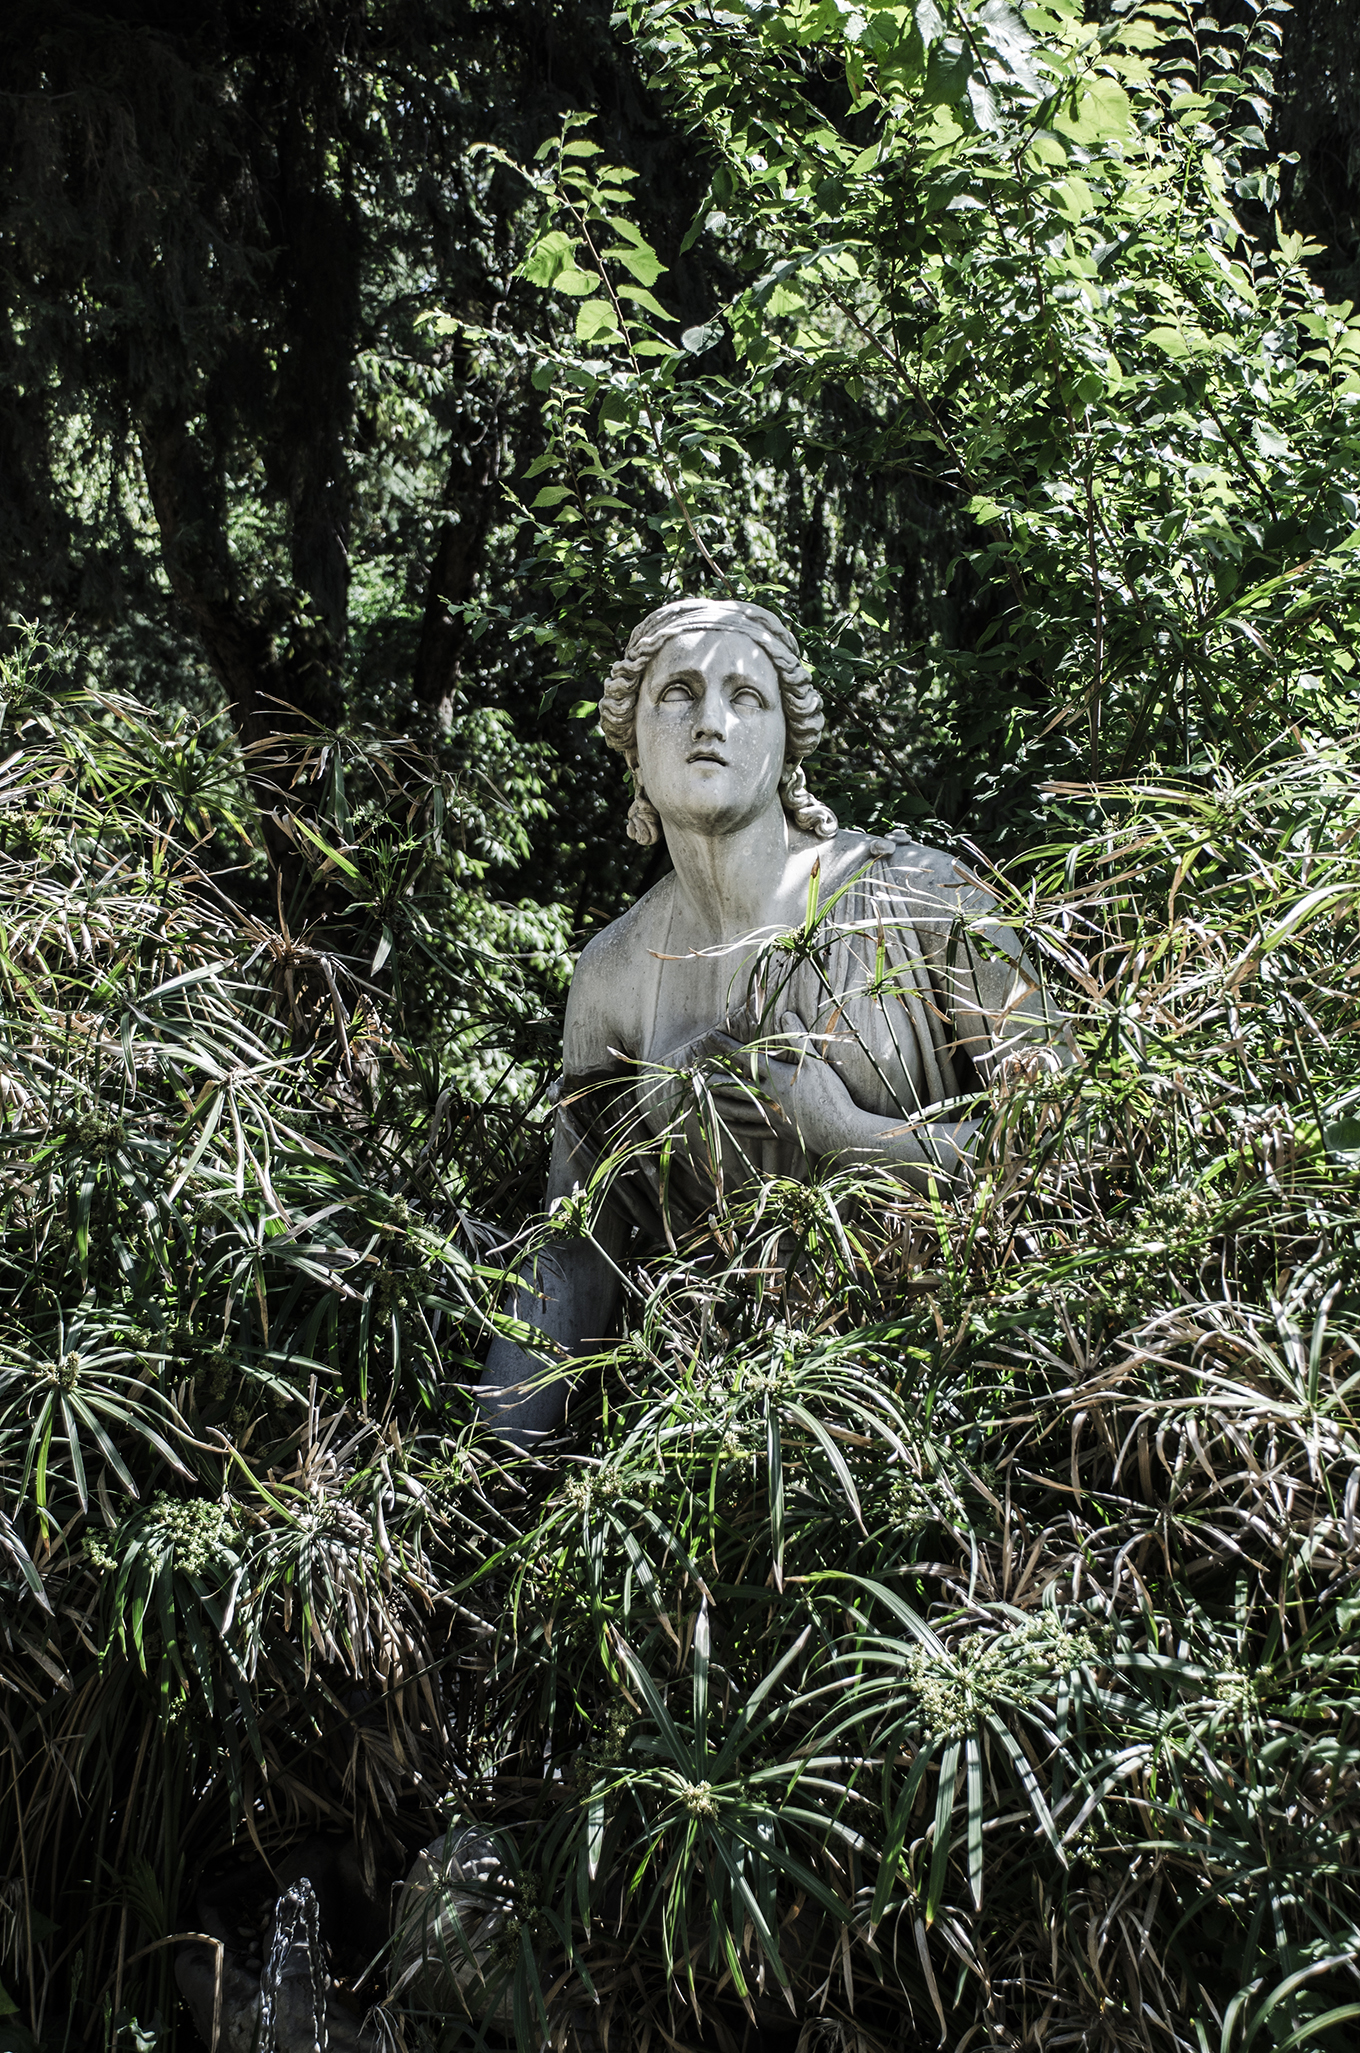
(174, 1943, 266, 2053)
(177, 1836, 518, 2046)
(175, 1942, 381, 2050)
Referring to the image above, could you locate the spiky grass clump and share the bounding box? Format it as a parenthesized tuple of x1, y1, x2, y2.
(2, 667, 1358, 2053)
(0, 673, 549, 2046)
(442, 742, 1360, 2053)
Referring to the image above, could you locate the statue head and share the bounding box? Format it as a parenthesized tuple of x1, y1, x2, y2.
(600, 598, 838, 846)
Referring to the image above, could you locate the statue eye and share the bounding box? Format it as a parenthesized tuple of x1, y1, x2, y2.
(659, 680, 694, 701)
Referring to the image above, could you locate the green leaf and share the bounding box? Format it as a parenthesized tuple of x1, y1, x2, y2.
(1052, 76, 1132, 143)
(555, 267, 601, 298)
(522, 229, 577, 288)
(587, 1782, 607, 1880)
(914, 0, 945, 47)
(1268, 2009, 1360, 2053)
(965, 1732, 983, 1908)
(713, 1625, 813, 1779)
(293, 816, 362, 879)
(692, 1598, 711, 1754)
(1054, 175, 1093, 221)
(1026, 127, 1069, 166)
(614, 1634, 693, 1774)
(923, 36, 971, 105)
(605, 246, 666, 288)
(681, 320, 724, 355)
(678, 202, 714, 255)
(925, 1738, 961, 1922)
(616, 285, 671, 320)
(575, 299, 623, 343)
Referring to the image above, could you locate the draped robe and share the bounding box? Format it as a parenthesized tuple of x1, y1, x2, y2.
(552, 835, 1051, 1246)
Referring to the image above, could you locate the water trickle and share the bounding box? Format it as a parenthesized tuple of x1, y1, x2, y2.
(258, 1877, 330, 2053)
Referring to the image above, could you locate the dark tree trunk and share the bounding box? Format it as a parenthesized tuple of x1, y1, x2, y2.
(138, 404, 341, 911)
(271, 77, 362, 654)
(413, 426, 504, 721)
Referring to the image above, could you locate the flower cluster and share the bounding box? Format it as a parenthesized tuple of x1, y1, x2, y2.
(680, 1779, 717, 1818)
(888, 1471, 937, 1536)
(574, 1700, 635, 1789)
(904, 1614, 1103, 1738)
(564, 1465, 626, 1512)
(37, 1352, 82, 1391)
(1135, 1185, 1212, 1250)
(146, 1493, 232, 1578)
(1212, 1667, 1258, 1714)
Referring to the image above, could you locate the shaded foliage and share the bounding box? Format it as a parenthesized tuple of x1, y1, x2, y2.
(0, 654, 557, 2039)
(2, 2, 1360, 2050)
(1277, 0, 1360, 303)
(2, 0, 1359, 923)
(444, 741, 1360, 2051)
(0, 0, 724, 928)
(492, 0, 1360, 860)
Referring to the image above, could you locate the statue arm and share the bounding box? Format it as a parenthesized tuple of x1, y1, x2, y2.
(477, 950, 630, 1447)
(712, 1022, 981, 1189)
(478, 1115, 627, 1447)
(700, 847, 1071, 1189)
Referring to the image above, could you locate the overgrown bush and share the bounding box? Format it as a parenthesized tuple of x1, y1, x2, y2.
(0, 656, 560, 2048)
(449, 738, 1360, 2052)
(1, 636, 1358, 2053)
(486, 0, 1360, 849)
(5, 2, 1360, 2050)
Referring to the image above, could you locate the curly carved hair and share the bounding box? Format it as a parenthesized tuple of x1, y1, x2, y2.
(599, 598, 838, 846)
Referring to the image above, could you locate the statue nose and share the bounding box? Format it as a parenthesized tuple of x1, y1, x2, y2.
(692, 689, 728, 740)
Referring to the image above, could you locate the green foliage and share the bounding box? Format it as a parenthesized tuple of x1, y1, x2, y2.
(449, 738, 1360, 2049)
(0, 651, 560, 2043)
(0, 0, 724, 930)
(401, 14, 1360, 2031)
(4, 6, 1360, 2051)
(496, 0, 1360, 842)
(1276, 0, 1360, 305)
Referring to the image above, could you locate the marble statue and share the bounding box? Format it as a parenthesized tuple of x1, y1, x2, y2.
(479, 598, 1056, 1442)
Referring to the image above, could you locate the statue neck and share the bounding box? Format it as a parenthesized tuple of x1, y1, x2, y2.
(662, 801, 806, 947)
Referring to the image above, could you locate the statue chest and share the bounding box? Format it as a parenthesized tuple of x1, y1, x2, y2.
(633, 946, 763, 1064)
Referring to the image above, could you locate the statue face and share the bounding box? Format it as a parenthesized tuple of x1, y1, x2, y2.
(634, 628, 786, 836)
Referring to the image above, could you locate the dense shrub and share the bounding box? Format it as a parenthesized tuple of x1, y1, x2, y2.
(5, 662, 1357, 2050)
(0, 659, 556, 2046)
(4, 2, 1360, 2049)
(454, 740, 1360, 2051)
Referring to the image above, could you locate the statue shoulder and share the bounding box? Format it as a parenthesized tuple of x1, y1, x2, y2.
(574, 871, 676, 976)
(874, 833, 996, 916)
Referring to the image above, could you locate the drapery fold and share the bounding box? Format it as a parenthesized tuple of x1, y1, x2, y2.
(554, 837, 1046, 1245)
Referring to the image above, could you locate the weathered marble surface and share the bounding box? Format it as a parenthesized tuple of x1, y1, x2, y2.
(480, 598, 1057, 1442)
